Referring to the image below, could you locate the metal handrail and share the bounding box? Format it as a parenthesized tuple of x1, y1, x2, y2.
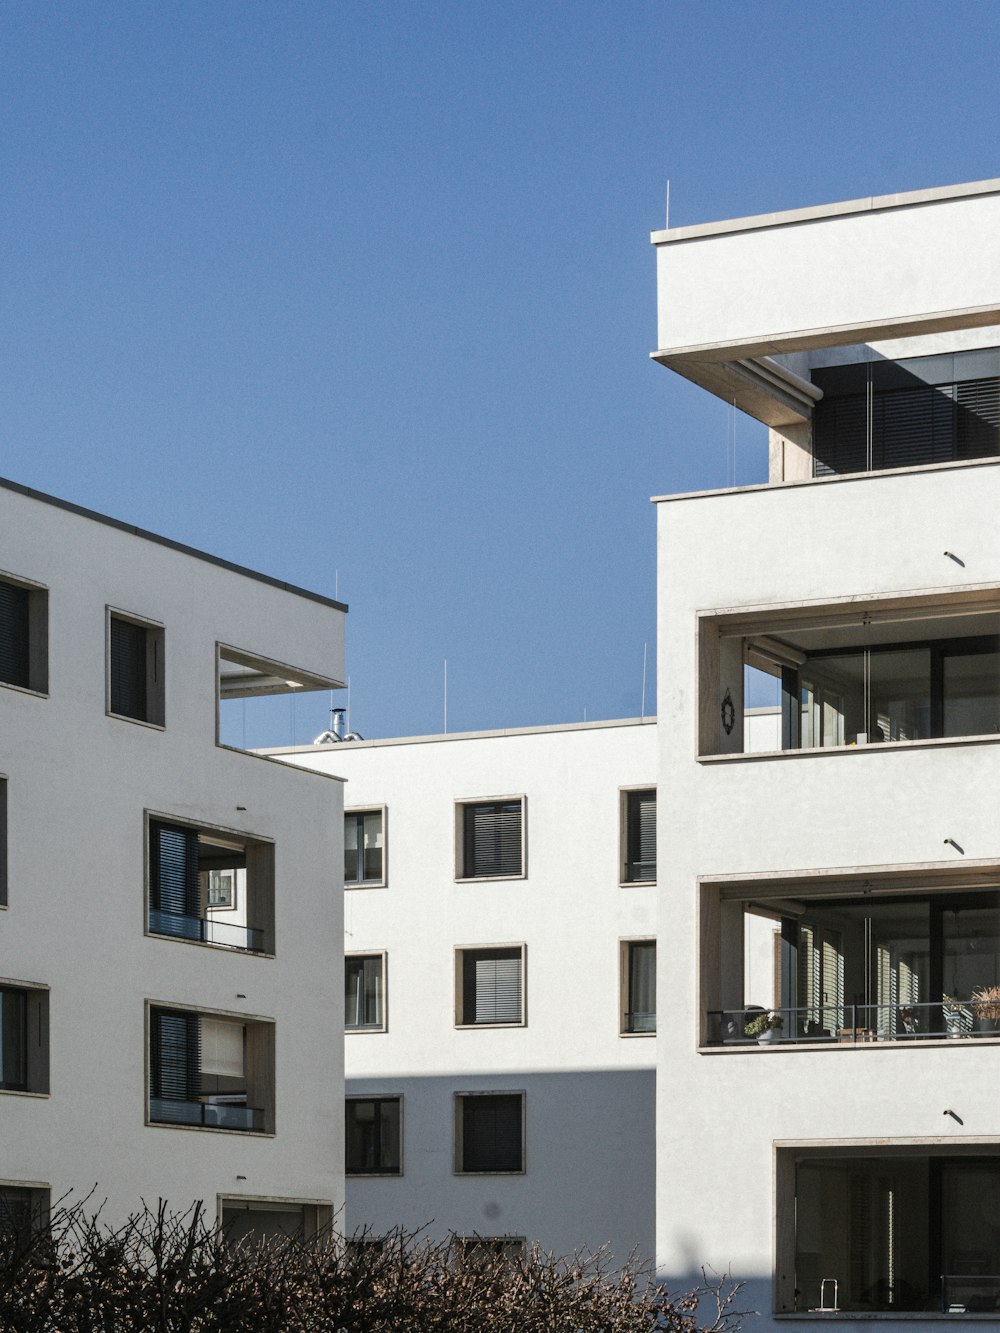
(149, 910, 264, 953)
(707, 999, 998, 1046)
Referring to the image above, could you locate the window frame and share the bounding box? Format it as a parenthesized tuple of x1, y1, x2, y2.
(106, 607, 165, 728)
(619, 938, 657, 1037)
(218, 1195, 332, 1242)
(344, 806, 387, 889)
(454, 944, 527, 1029)
(453, 1090, 526, 1176)
(0, 978, 49, 1096)
(345, 1094, 403, 1176)
(0, 570, 48, 697)
(345, 952, 387, 1034)
(145, 1000, 276, 1135)
(0, 1180, 50, 1249)
(455, 795, 527, 883)
(145, 811, 275, 956)
(0, 775, 7, 909)
(619, 786, 657, 885)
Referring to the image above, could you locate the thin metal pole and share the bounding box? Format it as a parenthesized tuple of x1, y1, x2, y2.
(443, 660, 448, 734)
(641, 642, 648, 721)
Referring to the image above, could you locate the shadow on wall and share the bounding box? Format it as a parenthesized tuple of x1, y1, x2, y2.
(344, 1068, 655, 1268)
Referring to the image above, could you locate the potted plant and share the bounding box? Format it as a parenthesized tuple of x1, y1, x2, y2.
(971, 985, 1000, 1034)
(746, 1010, 784, 1044)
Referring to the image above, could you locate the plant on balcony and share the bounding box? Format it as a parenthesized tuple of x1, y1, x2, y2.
(972, 986, 1000, 1026)
(745, 1010, 783, 1039)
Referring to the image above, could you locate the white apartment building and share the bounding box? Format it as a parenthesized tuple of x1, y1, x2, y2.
(0, 476, 346, 1244)
(652, 178, 1000, 1324)
(273, 717, 659, 1263)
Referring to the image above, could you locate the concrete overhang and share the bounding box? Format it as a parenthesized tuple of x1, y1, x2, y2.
(650, 177, 1000, 424)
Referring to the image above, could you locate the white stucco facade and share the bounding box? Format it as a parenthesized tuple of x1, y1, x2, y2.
(273, 718, 658, 1263)
(653, 182, 1000, 1326)
(0, 478, 346, 1237)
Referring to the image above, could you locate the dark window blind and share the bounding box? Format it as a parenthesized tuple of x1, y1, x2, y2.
(150, 1007, 201, 1106)
(150, 822, 200, 932)
(463, 802, 522, 878)
(463, 949, 521, 1024)
(0, 582, 30, 690)
(461, 1094, 522, 1172)
(110, 617, 148, 719)
(626, 790, 656, 882)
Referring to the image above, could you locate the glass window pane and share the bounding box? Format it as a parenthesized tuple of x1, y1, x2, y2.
(942, 649, 1000, 737)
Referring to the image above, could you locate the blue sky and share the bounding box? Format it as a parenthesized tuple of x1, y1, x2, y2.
(2, 2, 999, 743)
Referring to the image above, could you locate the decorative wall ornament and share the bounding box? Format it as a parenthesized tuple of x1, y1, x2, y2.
(721, 689, 736, 735)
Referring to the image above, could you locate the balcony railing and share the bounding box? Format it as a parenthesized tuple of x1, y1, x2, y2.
(707, 1000, 1000, 1047)
(149, 1097, 264, 1131)
(149, 910, 263, 953)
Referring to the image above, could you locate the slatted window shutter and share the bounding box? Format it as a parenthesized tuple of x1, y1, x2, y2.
(626, 790, 656, 882)
(464, 949, 521, 1024)
(0, 582, 30, 690)
(464, 802, 522, 877)
(150, 1008, 201, 1106)
(461, 1094, 522, 1173)
(150, 822, 200, 937)
(110, 617, 148, 720)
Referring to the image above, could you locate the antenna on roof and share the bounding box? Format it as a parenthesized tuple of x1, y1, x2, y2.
(665, 178, 671, 229)
(641, 642, 648, 721)
(443, 659, 448, 734)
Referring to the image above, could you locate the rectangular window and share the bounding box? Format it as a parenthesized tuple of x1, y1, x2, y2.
(345, 809, 385, 887)
(456, 947, 525, 1027)
(148, 1005, 273, 1133)
(147, 817, 273, 954)
(455, 1236, 526, 1267)
(0, 778, 7, 908)
(345, 1096, 402, 1175)
(345, 954, 385, 1031)
(0, 1185, 49, 1250)
(621, 940, 656, 1034)
(220, 1198, 331, 1244)
(454, 1092, 524, 1174)
(458, 798, 524, 880)
(622, 789, 656, 883)
(0, 574, 47, 694)
(108, 611, 165, 726)
(0, 984, 49, 1094)
(778, 1147, 1000, 1315)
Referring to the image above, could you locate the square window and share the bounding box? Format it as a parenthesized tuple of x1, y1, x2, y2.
(0, 1185, 49, 1248)
(621, 789, 656, 884)
(148, 1005, 274, 1133)
(454, 1092, 524, 1174)
(0, 983, 49, 1094)
(345, 954, 385, 1031)
(345, 809, 385, 887)
(620, 940, 656, 1034)
(0, 574, 47, 694)
(458, 798, 524, 880)
(456, 946, 525, 1027)
(147, 817, 273, 954)
(345, 1096, 402, 1175)
(108, 611, 164, 726)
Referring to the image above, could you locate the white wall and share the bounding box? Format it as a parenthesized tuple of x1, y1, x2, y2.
(278, 719, 657, 1263)
(0, 481, 345, 1229)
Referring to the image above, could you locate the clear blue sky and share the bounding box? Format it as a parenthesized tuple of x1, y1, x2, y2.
(2, 2, 999, 744)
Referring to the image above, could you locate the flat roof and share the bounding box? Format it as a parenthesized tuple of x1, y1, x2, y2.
(651, 176, 1000, 246)
(0, 474, 348, 613)
(263, 715, 656, 754)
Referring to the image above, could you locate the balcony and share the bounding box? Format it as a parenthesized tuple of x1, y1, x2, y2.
(149, 1095, 264, 1131)
(707, 998, 999, 1047)
(148, 910, 264, 953)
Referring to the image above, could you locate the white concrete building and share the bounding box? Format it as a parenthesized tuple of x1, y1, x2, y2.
(0, 476, 346, 1243)
(652, 178, 1000, 1324)
(273, 718, 658, 1263)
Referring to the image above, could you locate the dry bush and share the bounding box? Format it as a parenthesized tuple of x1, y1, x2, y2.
(0, 1196, 748, 1332)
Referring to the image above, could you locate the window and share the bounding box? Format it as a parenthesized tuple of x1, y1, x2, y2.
(0, 778, 6, 908)
(778, 1147, 1000, 1315)
(0, 574, 47, 694)
(148, 1005, 274, 1133)
(621, 941, 656, 1034)
(220, 1198, 331, 1244)
(622, 789, 656, 883)
(703, 872, 1000, 1048)
(147, 816, 274, 954)
(0, 1185, 49, 1250)
(345, 809, 385, 887)
(345, 954, 385, 1032)
(458, 798, 524, 880)
(345, 1096, 401, 1175)
(454, 1236, 526, 1267)
(456, 947, 525, 1027)
(0, 983, 49, 1094)
(108, 611, 164, 726)
(454, 1092, 524, 1174)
